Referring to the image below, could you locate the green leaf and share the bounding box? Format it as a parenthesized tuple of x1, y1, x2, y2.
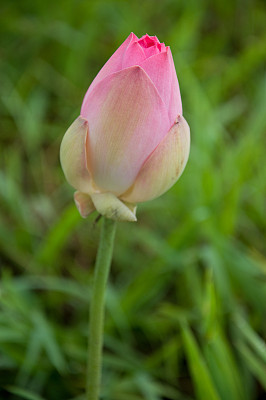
(237, 341, 266, 390)
(6, 386, 46, 400)
(31, 311, 67, 373)
(235, 315, 266, 364)
(181, 324, 221, 400)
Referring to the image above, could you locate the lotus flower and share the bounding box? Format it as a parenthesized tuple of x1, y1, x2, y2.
(60, 33, 190, 221)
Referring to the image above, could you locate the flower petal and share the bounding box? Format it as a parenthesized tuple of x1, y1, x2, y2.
(121, 115, 190, 203)
(82, 66, 170, 195)
(122, 42, 146, 69)
(60, 116, 92, 193)
(81, 33, 138, 115)
(142, 44, 160, 58)
(91, 192, 137, 222)
(138, 35, 160, 47)
(139, 50, 172, 115)
(74, 191, 95, 218)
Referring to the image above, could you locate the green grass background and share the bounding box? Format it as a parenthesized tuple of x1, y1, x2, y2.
(0, 0, 266, 399)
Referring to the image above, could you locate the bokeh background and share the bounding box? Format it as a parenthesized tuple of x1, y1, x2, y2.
(0, 0, 266, 399)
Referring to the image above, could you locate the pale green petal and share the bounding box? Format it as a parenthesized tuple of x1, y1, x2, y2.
(60, 116, 92, 193)
(91, 192, 137, 222)
(74, 191, 95, 218)
(121, 115, 190, 203)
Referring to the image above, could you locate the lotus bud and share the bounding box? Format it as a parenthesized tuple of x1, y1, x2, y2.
(60, 33, 190, 221)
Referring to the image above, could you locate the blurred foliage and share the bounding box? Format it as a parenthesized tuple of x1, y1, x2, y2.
(0, 0, 266, 399)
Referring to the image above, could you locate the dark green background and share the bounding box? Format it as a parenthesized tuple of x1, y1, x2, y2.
(0, 0, 266, 399)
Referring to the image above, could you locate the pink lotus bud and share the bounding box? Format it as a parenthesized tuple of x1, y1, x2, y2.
(60, 33, 190, 221)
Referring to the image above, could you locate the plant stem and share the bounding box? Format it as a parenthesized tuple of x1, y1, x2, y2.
(86, 217, 117, 400)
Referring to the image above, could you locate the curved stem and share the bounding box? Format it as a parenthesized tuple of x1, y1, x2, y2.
(86, 217, 117, 400)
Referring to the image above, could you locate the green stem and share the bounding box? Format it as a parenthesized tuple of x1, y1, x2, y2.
(86, 217, 117, 400)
